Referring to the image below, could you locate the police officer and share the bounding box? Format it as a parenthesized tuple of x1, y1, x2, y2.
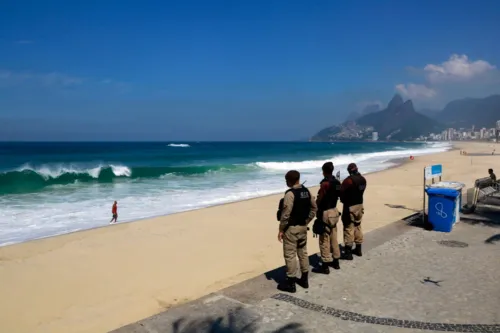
(314, 162, 342, 274)
(278, 170, 317, 293)
(340, 163, 367, 260)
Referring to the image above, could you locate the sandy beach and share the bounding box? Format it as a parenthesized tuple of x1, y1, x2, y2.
(0, 141, 497, 333)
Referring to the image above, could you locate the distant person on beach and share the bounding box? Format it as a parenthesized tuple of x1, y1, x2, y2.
(313, 162, 342, 274)
(110, 201, 118, 224)
(489, 169, 497, 183)
(277, 170, 317, 293)
(340, 163, 367, 260)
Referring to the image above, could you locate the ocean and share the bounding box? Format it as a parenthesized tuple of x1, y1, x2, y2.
(0, 141, 450, 246)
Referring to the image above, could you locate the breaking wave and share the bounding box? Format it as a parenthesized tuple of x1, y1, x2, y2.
(255, 142, 451, 171)
(0, 163, 247, 195)
(167, 143, 190, 148)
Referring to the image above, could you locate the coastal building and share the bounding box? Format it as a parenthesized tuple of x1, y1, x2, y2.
(428, 124, 500, 142)
(372, 132, 379, 141)
(447, 128, 454, 141)
(480, 128, 487, 139)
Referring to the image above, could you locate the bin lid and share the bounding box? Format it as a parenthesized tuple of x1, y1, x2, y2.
(425, 187, 460, 197)
(428, 181, 466, 190)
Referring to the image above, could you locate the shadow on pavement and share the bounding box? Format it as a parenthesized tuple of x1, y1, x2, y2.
(401, 212, 434, 231)
(385, 203, 420, 213)
(264, 254, 321, 284)
(461, 210, 500, 228)
(485, 234, 500, 244)
(172, 308, 305, 333)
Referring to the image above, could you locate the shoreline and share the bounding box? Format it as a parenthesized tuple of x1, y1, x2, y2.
(0, 155, 413, 248)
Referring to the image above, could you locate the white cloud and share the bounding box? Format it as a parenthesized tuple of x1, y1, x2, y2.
(41, 72, 84, 87)
(357, 100, 383, 108)
(395, 54, 498, 101)
(0, 69, 83, 87)
(0, 69, 133, 95)
(424, 54, 496, 83)
(395, 83, 436, 99)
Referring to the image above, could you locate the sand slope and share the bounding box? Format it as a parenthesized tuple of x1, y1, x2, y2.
(0, 141, 497, 333)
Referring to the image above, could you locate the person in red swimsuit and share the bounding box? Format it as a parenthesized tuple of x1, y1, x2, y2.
(110, 201, 118, 224)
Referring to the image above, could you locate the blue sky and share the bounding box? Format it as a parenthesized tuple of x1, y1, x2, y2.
(1, 0, 499, 141)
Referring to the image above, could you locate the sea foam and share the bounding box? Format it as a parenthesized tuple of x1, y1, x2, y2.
(256, 142, 451, 171)
(167, 143, 191, 148)
(14, 163, 132, 179)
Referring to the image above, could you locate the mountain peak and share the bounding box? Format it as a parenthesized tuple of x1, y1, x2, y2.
(395, 99, 415, 115)
(403, 99, 414, 109)
(388, 94, 404, 109)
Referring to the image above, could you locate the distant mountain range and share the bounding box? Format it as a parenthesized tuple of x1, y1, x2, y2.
(311, 94, 444, 141)
(417, 108, 441, 119)
(433, 95, 500, 128)
(312, 94, 500, 142)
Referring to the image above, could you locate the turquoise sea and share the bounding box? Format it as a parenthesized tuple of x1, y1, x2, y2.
(0, 141, 450, 245)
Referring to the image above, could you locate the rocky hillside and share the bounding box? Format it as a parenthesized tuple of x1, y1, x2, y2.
(311, 95, 444, 141)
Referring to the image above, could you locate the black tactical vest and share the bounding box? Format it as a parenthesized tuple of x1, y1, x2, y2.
(286, 186, 312, 226)
(318, 177, 341, 212)
(344, 173, 367, 207)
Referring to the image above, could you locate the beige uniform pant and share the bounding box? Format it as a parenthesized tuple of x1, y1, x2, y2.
(319, 208, 341, 262)
(283, 225, 308, 277)
(343, 204, 364, 247)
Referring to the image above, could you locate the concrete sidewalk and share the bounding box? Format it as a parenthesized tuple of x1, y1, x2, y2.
(113, 217, 500, 333)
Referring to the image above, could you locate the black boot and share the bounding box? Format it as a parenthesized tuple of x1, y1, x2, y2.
(353, 244, 362, 257)
(341, 246, 353, 260)
(296, 272, 309, 289)
(313, 263, 330, 275)
(277, 276, 296, 293)
(330, 259, 340, 270)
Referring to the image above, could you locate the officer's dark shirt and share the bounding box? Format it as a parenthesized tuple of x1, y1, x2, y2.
(340, 173, 367, 208)
(279, 184, 318, 232)
(316, 176, 341, 215)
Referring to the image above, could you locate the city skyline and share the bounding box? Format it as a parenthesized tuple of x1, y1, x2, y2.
(422, 120, 500, 142)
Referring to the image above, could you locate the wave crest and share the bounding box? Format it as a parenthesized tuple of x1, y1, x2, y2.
(16, 164, 132, 179)
(167, 143, 190, 148)
(0, 163, 250, 195)
(256, 143, 451, 171)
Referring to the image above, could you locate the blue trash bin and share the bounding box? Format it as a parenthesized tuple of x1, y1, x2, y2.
(425, 187, 460, 232)
(427, 181, 465, 224)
